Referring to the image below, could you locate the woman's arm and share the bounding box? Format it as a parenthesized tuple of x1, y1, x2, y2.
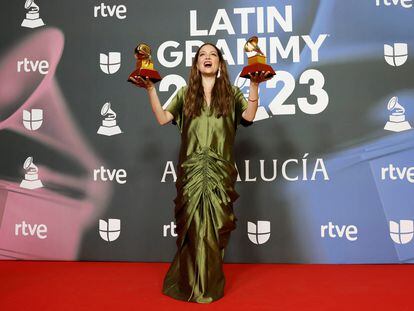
(133, 76, 174, 126)
(242, 71, 271, 122)
(146, 87, 174, 125)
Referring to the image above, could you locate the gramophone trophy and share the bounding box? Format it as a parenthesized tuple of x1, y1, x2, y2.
(21, 0, 45, 28)
(127, 43, 162, 88)
(20, 157, 43, 190)
(240, 36, 276, 79)
(384, 96, 412, 132)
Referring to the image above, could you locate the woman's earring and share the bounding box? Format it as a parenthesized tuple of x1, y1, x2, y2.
(217, 68, 221, 78)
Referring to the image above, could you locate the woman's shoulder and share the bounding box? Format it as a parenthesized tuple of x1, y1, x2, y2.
(178, 85, 188, 94)
(231, 85, 243, 94)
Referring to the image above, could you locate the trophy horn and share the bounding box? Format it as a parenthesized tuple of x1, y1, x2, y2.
(135, 43, 151, 60)
(244, 36, 265, 56)
(0, 28, 112, 259)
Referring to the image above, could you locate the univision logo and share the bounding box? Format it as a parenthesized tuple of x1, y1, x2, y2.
(99, 219, 121, 242)
(100, 52, 121, 74)
(247, 221, 271, 245)
(384, 43, 408, 67)
(389, 220, 413, 245)
(23, 109, 43, 131)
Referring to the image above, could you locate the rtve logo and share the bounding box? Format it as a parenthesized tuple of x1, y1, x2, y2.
(320, 222, 358, 241)
(15, 221, 47, 239)
(23, 109, 43, 131)
(375, 0, 413, 8)
(390, 220, 413, 244)
(93, 166, 127, 184)
(163, 221, 177, 237)
(94, 3, 127, 19)
(247, 221, 271, 245)
(17, 58, 49, 74)
(100, 52, 121, 74)
(381, 164, 414, 183)
(384, 43, 408, 67)
(99, 219, 121, 242)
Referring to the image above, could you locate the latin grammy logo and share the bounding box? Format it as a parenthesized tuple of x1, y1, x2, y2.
(20, 156, 43, 189)
(97, 102, 122, 136)
(21, 0, 45, 29)
(384, 96, 412, 132)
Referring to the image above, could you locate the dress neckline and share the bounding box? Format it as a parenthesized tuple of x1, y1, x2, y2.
(203, 99, 211, 110)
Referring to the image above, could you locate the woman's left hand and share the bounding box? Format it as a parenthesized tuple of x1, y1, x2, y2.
(249, 71, 272, 84)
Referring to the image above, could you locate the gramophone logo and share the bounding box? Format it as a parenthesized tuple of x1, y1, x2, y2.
(23, 109, 43, 131)
(99, 219, 121, 242)
(247, 221, 271, 245)
(21, 0, 45, 28)
(384, 43, 408, 67)
(100, 52, 121, 74)
(97, 102, 122, 136)
(389, 220, 414, 245)
(384, 96, 412, 132)
(20, 156, 43, 189)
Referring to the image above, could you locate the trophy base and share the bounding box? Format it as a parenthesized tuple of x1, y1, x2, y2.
(128, 68, 162, 87)
(21, 18, 45, 29)
(97, 125, 122, 136)
(384, 121, 412, 132)
(240, 63, 276, 79)
(20, 179, 43, 190)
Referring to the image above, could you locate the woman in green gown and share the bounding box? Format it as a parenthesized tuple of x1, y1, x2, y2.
(140, 43, 270, 303)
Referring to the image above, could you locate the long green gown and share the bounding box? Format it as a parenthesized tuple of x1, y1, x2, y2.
(162, 85, 252, 303)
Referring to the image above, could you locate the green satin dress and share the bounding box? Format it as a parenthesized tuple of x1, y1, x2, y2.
(162, 85, 252, 303)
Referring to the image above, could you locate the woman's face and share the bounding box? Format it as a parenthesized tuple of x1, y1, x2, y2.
(196, 44, 220, 76)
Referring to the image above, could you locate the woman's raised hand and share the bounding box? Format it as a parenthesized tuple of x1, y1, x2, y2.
(248, 71, 272, 84)
(130, 76, 155, 90)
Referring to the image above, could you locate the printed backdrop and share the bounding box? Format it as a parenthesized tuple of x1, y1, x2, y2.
(0, 0, 413, 263)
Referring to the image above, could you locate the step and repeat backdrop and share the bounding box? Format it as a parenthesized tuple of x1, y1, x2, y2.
(0, 0, 413, 263)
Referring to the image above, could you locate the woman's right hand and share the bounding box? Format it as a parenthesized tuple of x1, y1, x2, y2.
(136, 76, 155, 91)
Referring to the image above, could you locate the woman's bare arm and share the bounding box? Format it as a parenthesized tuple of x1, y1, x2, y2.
(133, 76, 174, 125)
(146, 87, 174, 125)
(242, 71, 272, 122)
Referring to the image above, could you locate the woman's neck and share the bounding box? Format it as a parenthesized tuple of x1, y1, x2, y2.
(201, 75, 215, 93)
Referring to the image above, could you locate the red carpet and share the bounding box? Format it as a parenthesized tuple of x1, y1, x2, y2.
(0, 261, 413, 311)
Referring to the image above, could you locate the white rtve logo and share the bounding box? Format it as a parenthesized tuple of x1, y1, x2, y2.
(320, 222, 358, 241)
(94, 3, 127, 19)
(389, 220, 414, 244)
(381, 164, 414, 183)
(384, 43, 408, 67)
(163, 221, 177, 237)
(17, 58, 49, 74)
(15, 221, 47, 239)
(247, 221, 271, 245)
(93, 166, 127, 184)
(375, 0, 413, 8)
(100, 52, 121, 74)
(99, 219, 121, 242)
(23, 109, 43, 131)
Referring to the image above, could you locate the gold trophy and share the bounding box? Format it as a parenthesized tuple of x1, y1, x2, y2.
(240, 36, 276, 79)
(127, 43, 162, 88)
